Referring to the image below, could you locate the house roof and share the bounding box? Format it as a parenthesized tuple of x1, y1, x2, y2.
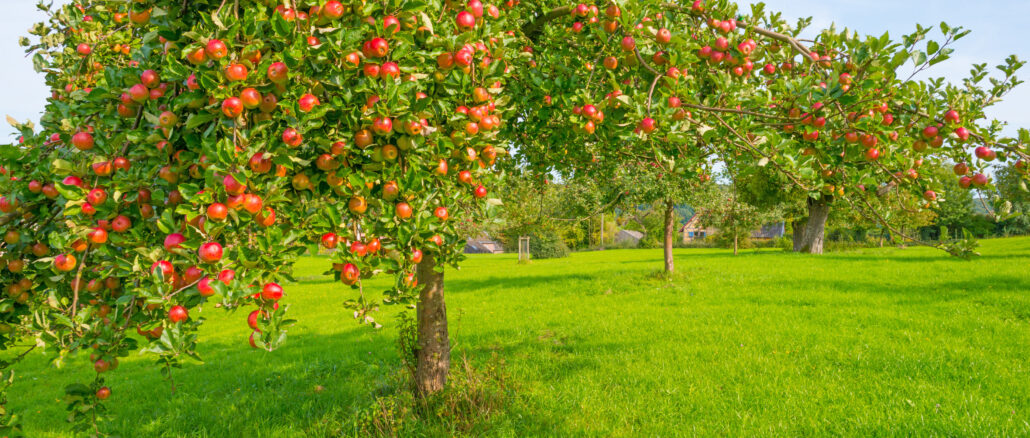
(617, 229, 644, 239)
(680, 213, 704, 231)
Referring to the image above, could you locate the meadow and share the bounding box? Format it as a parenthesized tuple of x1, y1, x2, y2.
(6, 238, 1030, 437)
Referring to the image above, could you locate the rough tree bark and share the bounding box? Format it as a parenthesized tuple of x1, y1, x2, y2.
(415, 253, 449, 395)
(663, 199, 675, 273)
(796, 197, 831, 254)
(791, 219, 808, 252)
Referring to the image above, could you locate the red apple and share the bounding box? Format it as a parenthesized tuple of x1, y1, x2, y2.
(298, 94, 320, 112)
(112, 215, 131, 232)
(341, 263, 360, 285)
(921, 125, 939, 139)
(621, 36, 636, 52)
(223, 174, 246, 195)
(54, 253, 77, 272)
(396, 202, 413, 219)
(372, 117, 393, 135)
(141, 69, 160, 88)
(261, 283, 283, 301)
(972, 173, 989, 186)
(321, 232, 338, 249)
(954, 127, 970, 142)
(267, 62, 289, 83)
(222, 97, 243, 118)
(71, 131, 94, 150)
(455, 11, 476, 30)
(205, 39, 228, 59)
(975, 146, 992, 160)
(168, 305, 188, 323)
(88, 227, 108, 244)
(86, 188, 107, 205)
(225, 63, 248, 81)
(164, 233, 186, 251)
(198, 242, 223, 263)
(639, 117, 657, 134)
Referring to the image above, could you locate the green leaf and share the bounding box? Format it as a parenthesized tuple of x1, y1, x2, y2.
(926, 40, 939, 55)
(185, 112, 217, 129)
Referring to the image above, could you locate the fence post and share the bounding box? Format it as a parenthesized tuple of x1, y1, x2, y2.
(518, 236, 530, 263)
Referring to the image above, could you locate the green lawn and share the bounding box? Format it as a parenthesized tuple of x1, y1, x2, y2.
(6, 238, 1030, 436)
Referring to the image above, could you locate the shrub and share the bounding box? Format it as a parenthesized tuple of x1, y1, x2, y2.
(637, 233, 661, 249)
(674, 237, 715, 249)
(528, 231, 570, 259)
(713, 232, 754, 250)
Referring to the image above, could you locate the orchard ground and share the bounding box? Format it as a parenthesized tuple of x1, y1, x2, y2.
(6, 237, 1030, 436)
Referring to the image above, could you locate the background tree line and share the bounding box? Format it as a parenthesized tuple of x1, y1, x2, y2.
(490, 160, 1030, 259)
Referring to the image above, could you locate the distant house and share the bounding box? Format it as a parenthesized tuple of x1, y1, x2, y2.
(464, 236, 504, 254)
(681, 213, 717, 242)
(680, 213, 785, 242)
(615, 229, 644, 245)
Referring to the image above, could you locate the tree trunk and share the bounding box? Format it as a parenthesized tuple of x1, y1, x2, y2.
(733, 235, 738, 255)
(791, 219, 808, 252)
(415, 253, 449, 395)
(796, 197, 831, 254)
(663, 199, 675, 273)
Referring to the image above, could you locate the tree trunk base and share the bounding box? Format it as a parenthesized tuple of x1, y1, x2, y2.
(663, 200, 675, 273)
(791, 219, 807, 252)
(796, 197, 830, 254)
(415, 254, 449, 396)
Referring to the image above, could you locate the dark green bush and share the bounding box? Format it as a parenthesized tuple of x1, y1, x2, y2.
(527, 230, 570, 259)
(713, 232, 754, 250)
(637, 233, 660, 249)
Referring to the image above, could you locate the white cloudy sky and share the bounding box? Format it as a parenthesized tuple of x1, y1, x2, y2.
(2, 1, 1028, 138)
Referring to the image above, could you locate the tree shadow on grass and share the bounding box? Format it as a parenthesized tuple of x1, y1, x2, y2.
(15, 323, 567, 437)
(810, 253, 979, 264)
(13, 329, 392, 437)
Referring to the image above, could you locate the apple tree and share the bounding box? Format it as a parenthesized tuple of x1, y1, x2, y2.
(511, 0, 1028, 256)
(1, 0, 520, 432)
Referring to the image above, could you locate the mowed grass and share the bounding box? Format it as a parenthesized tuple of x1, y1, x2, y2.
(6, 237, 1030, 436)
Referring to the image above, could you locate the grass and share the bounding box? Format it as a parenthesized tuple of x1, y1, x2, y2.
(5, 237, 1030, 436)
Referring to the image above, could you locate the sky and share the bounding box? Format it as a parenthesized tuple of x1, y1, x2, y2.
(1, 1, 1028, 139)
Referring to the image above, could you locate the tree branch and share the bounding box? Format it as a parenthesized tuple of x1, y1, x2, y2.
(709, 113, 816, 192)
(522, 6, 571, 41)
(633, 47, 661, 76)
(682, 103, 792, 121)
